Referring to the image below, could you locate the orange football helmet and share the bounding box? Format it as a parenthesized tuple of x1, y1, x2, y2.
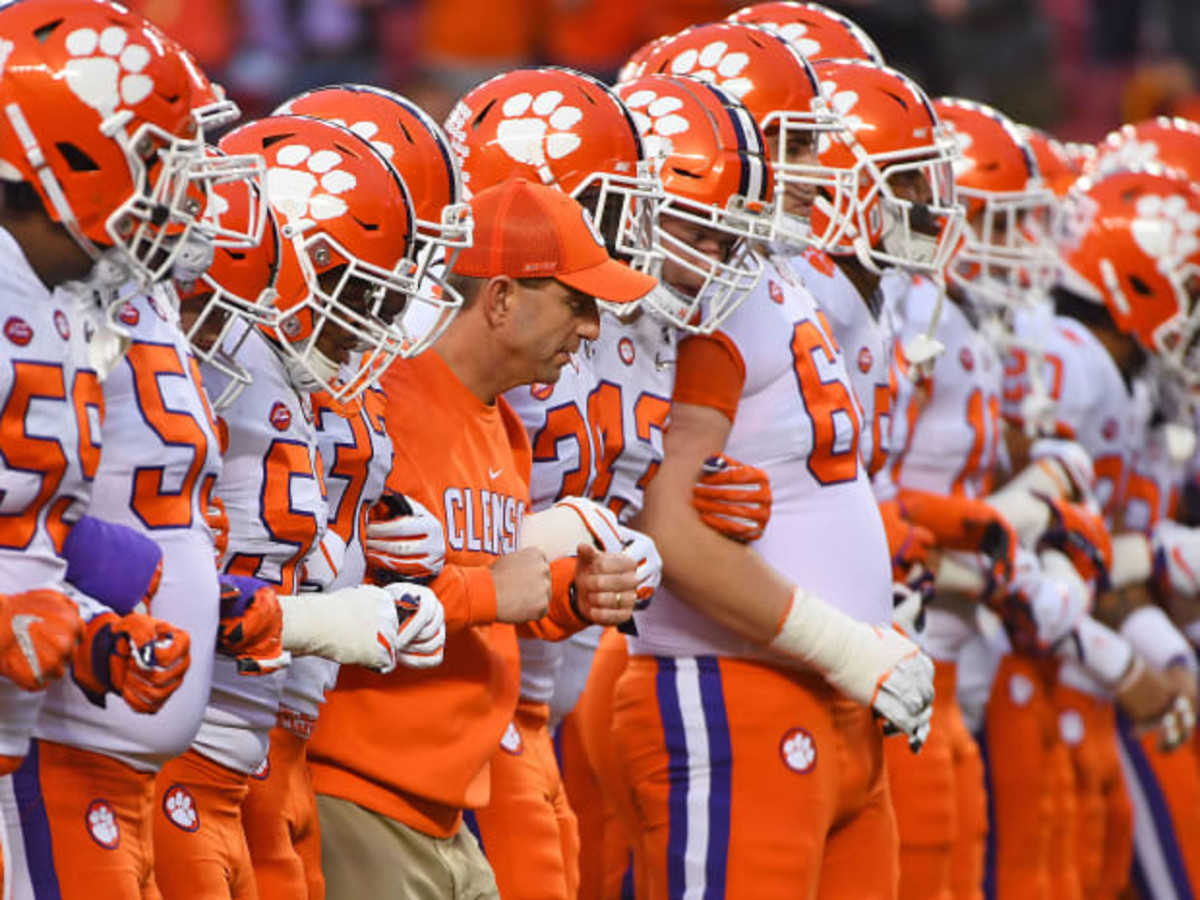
(1019, 126, 1078, 198)
(614, 74, 774, 333)
(176, 158, 282, 409)
(934, 98, 1057, 309)
(0, 0, 212, 285)
(726, 2, 883, 63)
(1058, 169, 1200, 392)
(797, 59, 964, 274)
(638, 21, 842, 246)
(275, 85, 470, 356)
(219, 116, 418, 401)
(1092, 117, 1200, 184)
(444, 67, 660, 273)
(617, 34, 673, 84)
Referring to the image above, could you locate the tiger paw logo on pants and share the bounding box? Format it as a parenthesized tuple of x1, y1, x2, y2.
(495, 91, 584, 168)
(63, 27, 156, 118)
(86, 799, 120, 849)
(779, 727, 817, 773)
(163, 784, 200, 832)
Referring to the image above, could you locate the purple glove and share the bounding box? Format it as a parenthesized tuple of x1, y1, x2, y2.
(61, 516, 164, 615)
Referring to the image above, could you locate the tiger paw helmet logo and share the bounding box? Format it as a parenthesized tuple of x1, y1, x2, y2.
(86, 799, 120, 849)
(620, 88, 691, 161)
(814, 80, 867, 155)
(495, 91, 585, 172)
(265, 145, 357, 232)
(162, 784, 199, 833)
(748, 22, 824, 60)
(780, 727, 817, 773)
(62, 27, 156, 119)
(1130, 192, 1200, 264)
(666, 42, 753, 98)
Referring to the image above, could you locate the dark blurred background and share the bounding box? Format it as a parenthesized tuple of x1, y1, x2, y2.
(130, 0, 1200, 140)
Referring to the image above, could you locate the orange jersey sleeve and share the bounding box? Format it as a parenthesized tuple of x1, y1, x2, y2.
(671, 332, 746, 422)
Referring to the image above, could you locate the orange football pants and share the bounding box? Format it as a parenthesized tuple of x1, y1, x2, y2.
(612, 655, 899, 900)
(885, 660, 987, 900)
(570, 628, 638, 900)
(153, 748, 257, 900)
(473, 699, 581, 900)
(982, 654, 1058, 900)
(10, 740, 159, 899)
(1053, 683, 1131, 900)
(242, 725, 324, 900)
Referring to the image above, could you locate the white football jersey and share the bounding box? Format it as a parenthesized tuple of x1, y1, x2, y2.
(506, 354, 598, 704)
(632, 258, 892, 660)
(281, 384, 394, 720)
(0, 230, 102, 757)
(785, 248, 895, 476)
(192, 324, 328, 774)
(36, 286, 223, 770)
(889, 280, 1003, 499)
(587, 304, 676, 522)
(1005, 314, 1137, 520)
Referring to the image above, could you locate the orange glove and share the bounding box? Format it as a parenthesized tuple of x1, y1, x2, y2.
(205, 494, 230, 561)
(0, 590, 83, 690)
(217, 575, 288, 674)
(692, 454, 772, 542)
(877, 500, 937, 580)
(72, 612, 191, 714)
(897, 488, 1018, 589)
(1037, 496, 1112, 587)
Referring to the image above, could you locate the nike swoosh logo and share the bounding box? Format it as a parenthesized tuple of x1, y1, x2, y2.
(11, 614, 42, 684)
(489, 468, 503, 479)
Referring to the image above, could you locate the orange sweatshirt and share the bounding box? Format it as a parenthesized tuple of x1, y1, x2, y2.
(308, 350, 584, 837)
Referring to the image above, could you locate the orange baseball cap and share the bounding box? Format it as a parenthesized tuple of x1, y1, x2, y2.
(453, 178, 657, 304)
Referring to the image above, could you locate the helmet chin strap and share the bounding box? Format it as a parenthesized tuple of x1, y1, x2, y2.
(277, 338, 341, 395)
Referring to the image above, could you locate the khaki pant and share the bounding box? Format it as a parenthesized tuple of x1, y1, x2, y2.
(317, 794, 499, 900)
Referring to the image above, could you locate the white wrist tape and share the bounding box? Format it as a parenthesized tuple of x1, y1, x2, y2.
(280, 585, 398, 670)
(1110, 533, 1153, 589)
(519, 497, 623, 559)
(767, 586, 918, 706)
(935, 551, 987, 596)
(1119, 605, 1196, 674)
(1070, 615, 1134, 686)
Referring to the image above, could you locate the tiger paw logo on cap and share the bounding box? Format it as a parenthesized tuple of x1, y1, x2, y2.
(86, 799, 120, 849)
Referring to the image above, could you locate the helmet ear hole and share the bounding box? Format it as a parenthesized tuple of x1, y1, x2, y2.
(56, 143, 100, 172)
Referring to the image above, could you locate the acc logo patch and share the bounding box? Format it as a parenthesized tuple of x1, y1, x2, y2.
(958, 346, 975, 371)
(269, 401, 292, 432)
(1102, 417, 1120, 441)
(4, 316, 32, 346)
(250, 757, 271, 781)
(146, 293, 168, 321)
(118, 303, 140, 327)
(53, 309, 71, 341)
(162, 784, 199, 832)
(530, 383, 553, 401)
(857, 346, 873, 374)
(779, 727, 817, 774)
(618, 336, 636, 366)
(86, 799, 120, 849)
(768, 280, 784, 305)
(499, 721, 524, 756)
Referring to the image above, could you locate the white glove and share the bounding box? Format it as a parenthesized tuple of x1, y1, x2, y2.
(1013, 549, 1089, 651)
(1157, 694, 1198, 752)
(385, 584, 446, 669)
(769, 587, 935, 751)
(618, 524, 661, 608)
(366, 494, 446, 583)
(519, 496, 624, 559)
(279, 585, 400, 673)
(1152, 520, 1200, 596)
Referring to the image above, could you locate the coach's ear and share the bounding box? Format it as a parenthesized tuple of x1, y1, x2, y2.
(480, 275, 516, 328)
